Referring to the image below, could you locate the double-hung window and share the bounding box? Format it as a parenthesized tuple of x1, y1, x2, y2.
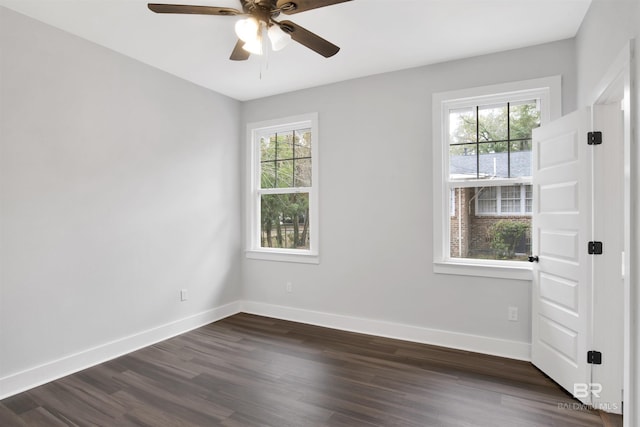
(433, 77, 561, 278)
(246, 113, 319, 264)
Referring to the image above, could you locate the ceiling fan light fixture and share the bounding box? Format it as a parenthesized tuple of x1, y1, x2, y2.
(243, 20, 267, 55)
(242, 37, 263, 55)
(234, 17, 259, 43)
(268, 24, 292, 51)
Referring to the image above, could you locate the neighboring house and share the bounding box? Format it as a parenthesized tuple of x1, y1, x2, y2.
(450, 151, 531, 259)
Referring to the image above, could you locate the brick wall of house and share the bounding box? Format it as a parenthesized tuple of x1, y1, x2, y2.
(450, 188, 531, 259)
(450, 188, 472, 258)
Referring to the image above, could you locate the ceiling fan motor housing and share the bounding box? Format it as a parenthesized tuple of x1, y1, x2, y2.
(241, 0, 281, 20)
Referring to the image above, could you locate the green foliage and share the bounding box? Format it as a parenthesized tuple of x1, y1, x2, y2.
(489, 220, 530, 259)
(260, 193, 309, 249)
(450, 102, 540, 156)
(260, 129, 312, 188)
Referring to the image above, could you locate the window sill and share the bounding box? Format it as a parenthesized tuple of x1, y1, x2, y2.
(245, 249, 319, 264)
(433, 260, 532, 281)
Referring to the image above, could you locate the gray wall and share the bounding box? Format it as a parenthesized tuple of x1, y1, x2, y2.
(241, 39, 577, 348)
(5, 0, 637, 412)
(575, 0, 640, 422)
(0, 7, 242, 384)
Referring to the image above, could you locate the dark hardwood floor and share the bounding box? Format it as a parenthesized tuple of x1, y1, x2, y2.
(1, 313, 623, 426)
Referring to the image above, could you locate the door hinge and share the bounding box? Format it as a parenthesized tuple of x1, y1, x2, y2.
(588, 131, 602, 145)
(588, 241, 603, 255)
(587, 350, 602, 365)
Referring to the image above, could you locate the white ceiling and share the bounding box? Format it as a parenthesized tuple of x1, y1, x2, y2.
(1, 0, 591, 101)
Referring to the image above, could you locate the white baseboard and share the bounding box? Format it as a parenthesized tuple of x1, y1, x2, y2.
(0, 301, 242, 400)
(240, 301, 531, 361)
(1, 300, 532, 400)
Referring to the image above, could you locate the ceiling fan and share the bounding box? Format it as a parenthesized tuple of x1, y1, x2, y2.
(147, 0, 352, 61)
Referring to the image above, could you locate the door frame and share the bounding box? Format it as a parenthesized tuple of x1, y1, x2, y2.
(587, 40, 635, 426)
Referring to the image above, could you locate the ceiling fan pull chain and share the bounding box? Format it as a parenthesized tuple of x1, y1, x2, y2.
(264, 24, 269, 70)
(260, 24, 270, 79)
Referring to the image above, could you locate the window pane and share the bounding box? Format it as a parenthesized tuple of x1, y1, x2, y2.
(476, 187, 497, 214)
(509, 101, 537, 179)
(510, 101, 541, 140)
(478, 143, 508, 178)
(276, 131, 294, 159)
(294, 158, 312, 187)
(275, 160, 294, 188)
(449, 143, 477, 180)
(260, 193, 310, 250)
(509, 142, 532, 179)
(510, 139, 532, 153)
(501, 185, 521, 213)
(260, 135, 276, 161)
(294, 128, 312, 158)
(449, 108, 476, 144)
(450, 186, 530, 261)
(525, 185, 533, 213)
(261, 161, 276, 188)
(478, 104, 507, 142)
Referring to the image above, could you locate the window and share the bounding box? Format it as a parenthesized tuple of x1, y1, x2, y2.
(246, 113, 319, 263)
(476, 186, 498, 214)
(475, 185, 533, 215)
(433, 77, 561, 279)
(449, 99, 539, 262)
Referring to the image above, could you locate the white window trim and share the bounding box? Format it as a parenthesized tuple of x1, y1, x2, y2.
(432, 76, 561, 280)
(245, 113, 319, 264)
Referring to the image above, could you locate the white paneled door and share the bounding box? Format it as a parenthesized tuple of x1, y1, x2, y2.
(531, 108, 592, 404)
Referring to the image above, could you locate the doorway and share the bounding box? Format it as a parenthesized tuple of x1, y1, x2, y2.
(530, 42, 632, 420)
(588, 41, 633, 420)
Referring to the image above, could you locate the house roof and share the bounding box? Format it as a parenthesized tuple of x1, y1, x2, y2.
(450, 151, 531, 179)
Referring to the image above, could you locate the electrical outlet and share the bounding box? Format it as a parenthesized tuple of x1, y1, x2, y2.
(286, 282, 292, 293)
(180, 289, 188, 301)
(508, 306, 518, 322)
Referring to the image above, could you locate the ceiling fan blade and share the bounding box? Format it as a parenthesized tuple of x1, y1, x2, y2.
(147, 3, 242, 16)
(276, 0, 352, 15)
(279, 20, 339, 58)
(230, 39, 250, 61)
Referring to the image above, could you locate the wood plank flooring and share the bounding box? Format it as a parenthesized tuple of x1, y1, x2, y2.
(0, 313, 623, 426)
